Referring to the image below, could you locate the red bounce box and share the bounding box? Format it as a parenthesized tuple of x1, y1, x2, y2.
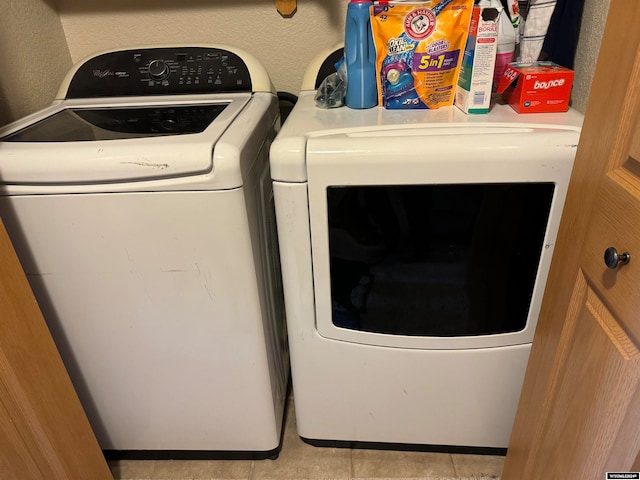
(497, 61, 574, 113)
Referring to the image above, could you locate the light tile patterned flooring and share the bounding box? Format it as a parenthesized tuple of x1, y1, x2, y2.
(108, 398, 504, 480)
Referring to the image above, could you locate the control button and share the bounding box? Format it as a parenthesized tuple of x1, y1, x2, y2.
(160, 118, 179, 131)
(148, 59, 170, 81)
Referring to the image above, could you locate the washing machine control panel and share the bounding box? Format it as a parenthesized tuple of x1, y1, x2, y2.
(66, 47, 252, 99)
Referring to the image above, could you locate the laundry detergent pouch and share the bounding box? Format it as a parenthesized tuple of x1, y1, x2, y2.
(371, 0, 473, 109)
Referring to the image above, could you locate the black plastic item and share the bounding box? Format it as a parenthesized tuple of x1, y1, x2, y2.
(315, 48, 345, 89)
(2, 105, 229, 142)
(302, 437, 507, 456)
(277, 91, 298, 123)
(102, 446, 281, 461)
(66, 47, 252, 99)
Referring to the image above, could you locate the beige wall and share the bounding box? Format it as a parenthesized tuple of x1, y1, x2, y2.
(55, 0, 344, 96)
(0, 0, 612, 126)
(0, 0, 71, 126)
(573, 0, 610, 114)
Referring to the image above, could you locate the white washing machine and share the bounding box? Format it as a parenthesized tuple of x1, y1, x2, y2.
(0, 45, 288, 458)
(269, 51, 583, 450)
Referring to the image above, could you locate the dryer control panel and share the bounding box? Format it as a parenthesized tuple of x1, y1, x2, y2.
(66, 47, 252, 98)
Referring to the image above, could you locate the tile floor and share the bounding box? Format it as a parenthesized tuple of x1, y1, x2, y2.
(108, 398, 505, 480)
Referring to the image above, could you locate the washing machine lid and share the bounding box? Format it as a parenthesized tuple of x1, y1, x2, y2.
(2, 104, 230, 142)
(0, 94, 252, 185)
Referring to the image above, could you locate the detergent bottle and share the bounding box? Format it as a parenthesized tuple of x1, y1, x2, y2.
(492, 8, 516, 90)
(344, 0, 378, 109)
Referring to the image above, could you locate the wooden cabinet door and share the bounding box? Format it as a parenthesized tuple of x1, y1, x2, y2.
(0, 218, 111, 480)
(503, 1, 640, 477)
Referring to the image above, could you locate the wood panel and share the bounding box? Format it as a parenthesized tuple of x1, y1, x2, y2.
(503, 0, 640, 476)
(0, 218, 111, 480)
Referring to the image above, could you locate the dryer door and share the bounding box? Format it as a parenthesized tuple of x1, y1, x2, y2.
(306, 125, 579, 350)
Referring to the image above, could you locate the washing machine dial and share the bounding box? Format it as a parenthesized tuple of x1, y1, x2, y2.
(148, 59, 170, 81)
(160, 117, 180, 131)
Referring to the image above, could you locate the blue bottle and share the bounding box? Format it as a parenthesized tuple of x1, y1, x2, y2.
(344, 0, 378, 109)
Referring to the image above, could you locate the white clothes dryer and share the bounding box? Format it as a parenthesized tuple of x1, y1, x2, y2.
(0, 45, 288, 458)
(270, 53, 583, 450)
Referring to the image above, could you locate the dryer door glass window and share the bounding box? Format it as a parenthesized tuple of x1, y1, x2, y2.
(327, 183, 554, 337)
(2, 105, 229, 142)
